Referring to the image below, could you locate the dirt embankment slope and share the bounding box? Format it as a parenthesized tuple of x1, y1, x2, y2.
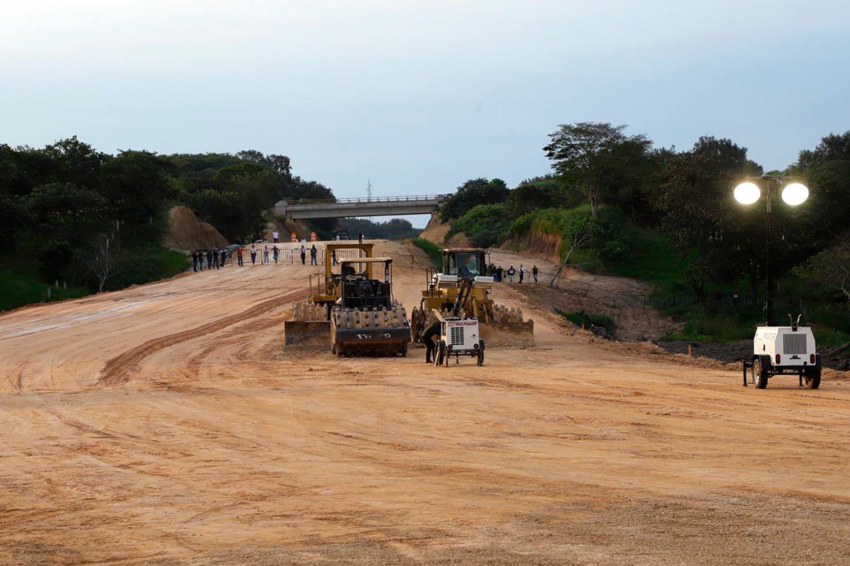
(0, 239, 849, 564)
(164, 206, 228, 251)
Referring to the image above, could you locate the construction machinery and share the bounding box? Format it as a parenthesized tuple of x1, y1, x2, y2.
(284, 242, 375, 347)
(410, 248, 533, 343)
(432, 308, 485, 367)
(742, 315, 821, 389)
(284, 243, 409, 356)
(330, 257, 410, 357)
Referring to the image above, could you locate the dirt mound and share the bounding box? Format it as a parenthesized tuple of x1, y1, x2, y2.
(502, 229, 562, 264)
(419, 213, 451, 244)
(164, 206, 228, 251)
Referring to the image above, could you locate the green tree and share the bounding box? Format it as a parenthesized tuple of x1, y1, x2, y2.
(793, 234, 850, 305)
(27, 182, 108, 283)
(99, 151, 174, 240)
(440, 178, 509, 222)
(544, 122, 652, 217)
(44, 136, 106, 189)
(504, 176, 562, 218)
(655, 137, 763, 296)
(791, 131, 850, 256)
(453, 204, 509, 247)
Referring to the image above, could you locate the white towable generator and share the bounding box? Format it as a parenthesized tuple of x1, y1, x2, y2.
(433, 311, 485, 367)
(743, 318, 821, 389)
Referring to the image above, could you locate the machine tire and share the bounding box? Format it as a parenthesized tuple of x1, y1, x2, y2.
(752, 357, 768, 389)
(436, 340, 446, 367)
(804, 368, 821, 389)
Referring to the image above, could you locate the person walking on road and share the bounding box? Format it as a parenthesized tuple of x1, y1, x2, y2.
(300, 245, 306, 265)
(272, 245, 279, 264)
(236, 246, 244, 266)
(206, 249, 213, 271)
(191, 250, 198, 272)
(263, 245, 270, 265)
(272, 230, 280, 243)
(250, 245, 258, 265)
(421, 320, 441, 364)
(507, 265, 516, 283)
(518, 264, 525, 284)
(220, 248, 227, 266)
(310, 244, 318, 265)
(213, 249, 220, 269)
(532, 265, 538, 284)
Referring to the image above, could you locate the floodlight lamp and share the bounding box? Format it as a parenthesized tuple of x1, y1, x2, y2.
(734, 182, 761, 205)
(781, 182, 809, 206)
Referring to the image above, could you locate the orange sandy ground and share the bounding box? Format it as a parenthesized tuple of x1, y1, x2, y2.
(1, 241, 848, 565)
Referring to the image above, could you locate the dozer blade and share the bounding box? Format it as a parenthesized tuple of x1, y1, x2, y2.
(284, 320, 331, 347)
(480, 320, 535, 346)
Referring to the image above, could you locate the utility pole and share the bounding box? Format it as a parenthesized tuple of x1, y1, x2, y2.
(367, 179, 372, 201)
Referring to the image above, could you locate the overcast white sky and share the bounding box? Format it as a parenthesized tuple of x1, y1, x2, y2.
(2, 0, 849, 225)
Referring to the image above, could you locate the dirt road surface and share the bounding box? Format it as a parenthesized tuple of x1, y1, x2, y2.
(1, 241, 849, 564)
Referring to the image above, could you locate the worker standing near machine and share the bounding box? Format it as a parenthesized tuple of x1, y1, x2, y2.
(422, 320, 440, 364)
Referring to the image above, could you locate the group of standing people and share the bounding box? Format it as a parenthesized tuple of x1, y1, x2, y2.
(191, 243, 288, 272)
(488, 264, 539, 284)
(191, 248, 229, 271)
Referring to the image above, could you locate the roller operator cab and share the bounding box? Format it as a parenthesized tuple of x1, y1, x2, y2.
(745, 323, 821, 389)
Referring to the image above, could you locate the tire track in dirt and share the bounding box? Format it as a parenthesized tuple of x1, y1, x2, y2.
(98, 289, 306, 386)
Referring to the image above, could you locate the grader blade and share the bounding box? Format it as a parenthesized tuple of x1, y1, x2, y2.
(480, 319, 534, 346)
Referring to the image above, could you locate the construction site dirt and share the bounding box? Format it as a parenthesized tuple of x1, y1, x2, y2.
(1, 241, 849, 565)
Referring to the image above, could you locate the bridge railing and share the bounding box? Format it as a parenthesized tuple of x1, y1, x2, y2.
(286, 194, 448, 206)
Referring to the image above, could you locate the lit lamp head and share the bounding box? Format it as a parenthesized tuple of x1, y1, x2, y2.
(733, 182, 761, 205)
(781, 182, 809, 206)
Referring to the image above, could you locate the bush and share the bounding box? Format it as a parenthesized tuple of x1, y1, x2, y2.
(452, 204, 509, 248)
(556, 308, 616, 334)
(440, 178, 509, 222)
(508, 205, 634, 267)
(0, 268, 88, 312)
(109, 245, 189, 290)
(411, 238, 442, 268)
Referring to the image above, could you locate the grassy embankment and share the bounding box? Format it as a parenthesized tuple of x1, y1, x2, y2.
(411, 238, 442, 269)
(452, 203, 848, 345)
(0, 246, 189, 313)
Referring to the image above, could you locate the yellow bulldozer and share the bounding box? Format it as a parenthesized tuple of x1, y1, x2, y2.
(410, 248, 533, 344)
(284, 243, 410, 356)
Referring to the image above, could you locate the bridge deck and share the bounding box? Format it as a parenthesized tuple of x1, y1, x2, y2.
(274, 194, 447, 219)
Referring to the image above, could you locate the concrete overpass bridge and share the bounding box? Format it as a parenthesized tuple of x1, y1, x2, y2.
(274, 194, 447, 220)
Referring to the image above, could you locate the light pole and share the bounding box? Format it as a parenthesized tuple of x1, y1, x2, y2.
(733, 176, 809, 326)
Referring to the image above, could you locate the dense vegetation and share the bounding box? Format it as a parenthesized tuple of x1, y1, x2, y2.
(0, 137, 336, 310)
(439, 124, 850, 342)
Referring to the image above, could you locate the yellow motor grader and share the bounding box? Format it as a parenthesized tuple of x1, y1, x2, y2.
(410, 248, 533, 344)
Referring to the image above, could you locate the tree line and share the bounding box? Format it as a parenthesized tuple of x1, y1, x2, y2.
(439, 124, 850, 316)
(0, 137, 335, 296)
